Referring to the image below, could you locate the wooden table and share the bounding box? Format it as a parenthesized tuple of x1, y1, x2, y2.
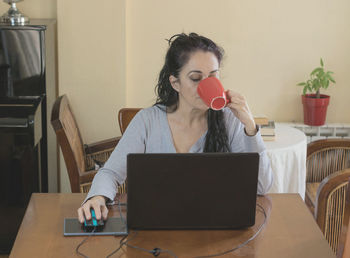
(10, 193, 335, 258)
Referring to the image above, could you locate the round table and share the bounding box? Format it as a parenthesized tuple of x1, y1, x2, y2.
(264, 123, 307, 199)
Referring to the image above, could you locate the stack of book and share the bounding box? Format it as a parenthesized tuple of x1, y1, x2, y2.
(253, 115, 269, 126)
(254, 115, 276, 141)
(260, 121, 275, 141)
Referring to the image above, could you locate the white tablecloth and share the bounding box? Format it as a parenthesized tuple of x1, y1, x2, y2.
(264, 123, 307, 199)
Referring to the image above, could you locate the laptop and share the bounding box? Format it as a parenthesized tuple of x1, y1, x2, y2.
(126, 153, 259, 230)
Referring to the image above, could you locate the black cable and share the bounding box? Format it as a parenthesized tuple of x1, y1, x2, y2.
(105, 202, 178, 257)
(114, 199, 178, 258)
(84, 200, 266, 258)
(117, 197, 126, 225)
(105, 234, 128, 258)
(121, 231, 178, 257)
(105, 195, 128, 258)
(193, 203, 267, 258)
(75, 227, 96, 258)
(105, 231, 138, 257)
(75, 195, 128, 258)
(106, 203, 267, 258)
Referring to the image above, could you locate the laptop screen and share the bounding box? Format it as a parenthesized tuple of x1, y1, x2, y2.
(127, 153, 259, 230)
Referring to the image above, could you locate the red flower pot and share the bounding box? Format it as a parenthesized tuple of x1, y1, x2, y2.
(301, 94, 330, 126)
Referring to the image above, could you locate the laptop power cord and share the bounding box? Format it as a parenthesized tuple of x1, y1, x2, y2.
(75, 227, 96, 258)
(193, 203, 267, 258)
(77, 199, 267, 258)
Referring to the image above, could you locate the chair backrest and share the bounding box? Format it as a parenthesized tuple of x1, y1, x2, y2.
(315, 168, 350, 254)
(118, 108, 142, 135)
(337, 178, 350, 258)
(116, 108, 142, 194)
(307, 139, 350, 183)
(51, 95, 86, 193)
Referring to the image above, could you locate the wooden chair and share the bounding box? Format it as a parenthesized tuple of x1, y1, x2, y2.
(337, 178, 350, 258)
(118, 108, 142, 134)
(305, 138, 350, 253)
(51, 95, 120, 193)
(116, 108, 142, 194)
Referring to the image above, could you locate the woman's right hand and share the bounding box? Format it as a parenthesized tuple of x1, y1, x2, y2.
(77, 195, 109, 223)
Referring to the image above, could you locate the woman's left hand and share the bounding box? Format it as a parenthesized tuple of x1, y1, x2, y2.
(226, 90, 257, 136)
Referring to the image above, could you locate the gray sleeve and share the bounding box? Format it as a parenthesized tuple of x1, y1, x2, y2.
(225, 110, 273, 195)
(83, 111, 147, 204)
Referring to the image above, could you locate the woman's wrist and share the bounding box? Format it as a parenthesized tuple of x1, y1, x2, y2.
(244, 122, 258, 136)
(92, 195, 107, 204)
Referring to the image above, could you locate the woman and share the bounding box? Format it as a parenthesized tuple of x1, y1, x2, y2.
(78, 33, 273, 223)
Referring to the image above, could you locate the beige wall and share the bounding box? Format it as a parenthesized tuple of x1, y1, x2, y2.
(57, 0, 126, 142)
(1, 0, 350, 192)
(126, 0, 350, 123)
(56, 0, 126, 192)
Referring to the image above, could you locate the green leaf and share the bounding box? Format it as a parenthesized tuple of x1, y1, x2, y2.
(298, 58, 335, 93)
(322, 78, 328, 88)
(311, 67, 322, 76)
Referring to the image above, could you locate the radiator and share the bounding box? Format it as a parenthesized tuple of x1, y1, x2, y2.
(280, 123, 350, 143)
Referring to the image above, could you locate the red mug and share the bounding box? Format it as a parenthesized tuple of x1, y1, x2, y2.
(197, 77, 230, 110)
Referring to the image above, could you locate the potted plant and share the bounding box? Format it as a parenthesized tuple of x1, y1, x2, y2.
(297, 58, 335, 126)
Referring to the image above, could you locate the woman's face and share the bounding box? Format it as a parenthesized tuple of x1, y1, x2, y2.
(170, 50, 220, 111)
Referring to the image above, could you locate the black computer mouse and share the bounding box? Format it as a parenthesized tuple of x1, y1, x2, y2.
(82, 208, 105, 232)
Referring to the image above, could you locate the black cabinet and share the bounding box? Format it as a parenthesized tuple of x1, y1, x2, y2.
(0, 19, 57, 254)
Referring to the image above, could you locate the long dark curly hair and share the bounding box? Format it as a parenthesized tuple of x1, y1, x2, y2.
(155, 33, 230, 152)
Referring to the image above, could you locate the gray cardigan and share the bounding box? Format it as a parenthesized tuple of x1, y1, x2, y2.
(85, 105, 273, 203)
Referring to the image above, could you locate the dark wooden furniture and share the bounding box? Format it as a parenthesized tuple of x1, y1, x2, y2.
(10, 193, 335, 258)
(116, 108, 142, 194)
(305, 138, 350, 253)
(51, 95, 119, 193)
(0, 20, 57, 254)
(118, 108, 142, 134)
